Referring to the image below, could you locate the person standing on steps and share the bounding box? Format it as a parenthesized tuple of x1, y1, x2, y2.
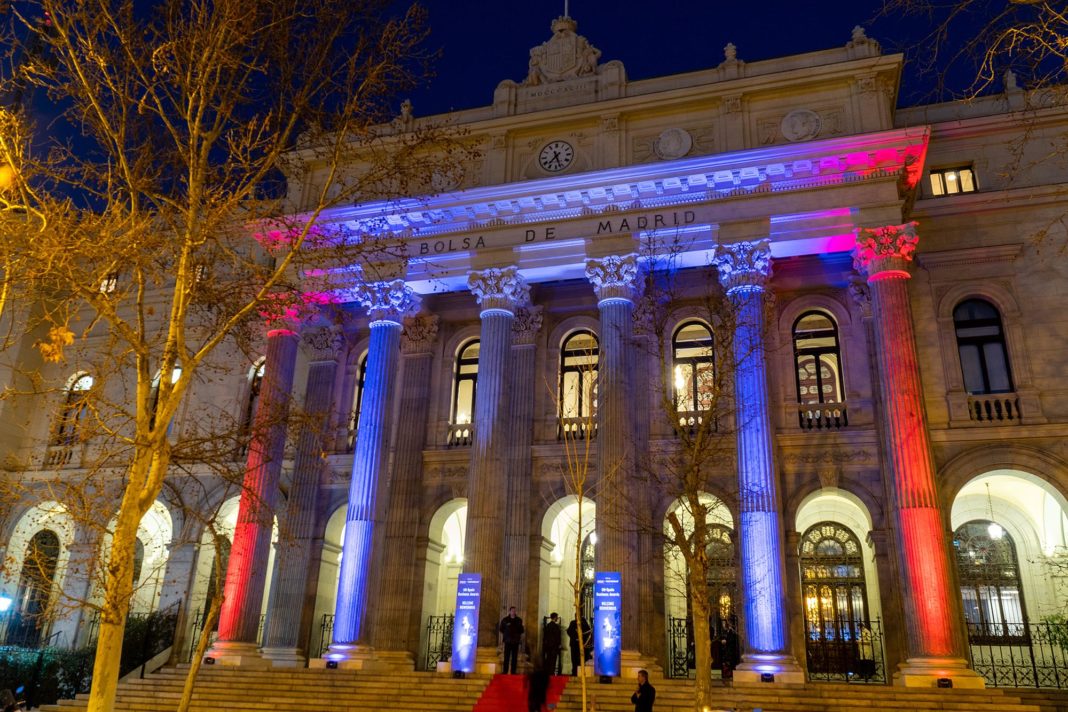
(567, 616, 590, 675)
(542, 612, 563, 675)
(631, 669, 655, 712)
(500, 606, 525, 674)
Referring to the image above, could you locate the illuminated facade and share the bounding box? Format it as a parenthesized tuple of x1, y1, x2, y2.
(3, 18, 1068, 690)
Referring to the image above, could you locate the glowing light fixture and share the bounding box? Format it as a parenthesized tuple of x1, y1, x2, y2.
(0, 594, 12, 613)
(986, 483, 1004, 540)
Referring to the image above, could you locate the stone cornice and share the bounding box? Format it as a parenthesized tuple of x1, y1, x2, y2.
(916, 244, 1022, 269)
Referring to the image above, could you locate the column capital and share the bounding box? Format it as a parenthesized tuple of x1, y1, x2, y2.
(353, 279, 420, 325)
(713, 240, 771, 293)
(512, 305, 543, 345)
(301, 325, 347, 363)
(852, 221, 919, 279)
(468, 266, 530, 315)
(401, 314, 440, 355)
(585, 253, 642, 304)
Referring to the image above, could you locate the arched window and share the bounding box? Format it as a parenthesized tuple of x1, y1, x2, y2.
(672, 321, 714, 414)
(239, 359, 266, 449)
(793, 312, 844, 405)
(132, 537, 145, 587)
(347, 351, 368, 451)
(953, 520, 1027, 643)
(9, 530, 61, 646)
(953, 299, 1013, 395)
(451, 340, 480, 425)
(52, 373, 93, 446)
(148, 366, 182, 431)
(800, 522, 869, 646)
(559, 331, 598, 439)
(705, 525, 738, 638)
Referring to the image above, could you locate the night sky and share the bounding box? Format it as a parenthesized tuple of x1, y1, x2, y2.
(403, 0, 944, 118)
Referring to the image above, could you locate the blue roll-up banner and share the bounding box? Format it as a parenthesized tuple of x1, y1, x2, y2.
(593, 571, 622, 676)
(451, 573, 481, 673)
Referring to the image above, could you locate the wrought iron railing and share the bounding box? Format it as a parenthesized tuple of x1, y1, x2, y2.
(797, 403, 848, 430)
(968, 395, 1021, 423)
(422, 614, 454, 671)
(0, 610, 55, 649)
(666, 617, 741, 680)
(804, 618, 885, 684)
(968, 620, 1068, 689)
(316, 614, 334, 658)
(86, 600, 181, 679)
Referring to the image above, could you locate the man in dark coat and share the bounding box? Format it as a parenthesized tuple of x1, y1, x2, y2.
(631, 669, 656, 712)
(566, 617, 589, 675)
(542, 612, 562, 675)
(499, 606, 525, 674)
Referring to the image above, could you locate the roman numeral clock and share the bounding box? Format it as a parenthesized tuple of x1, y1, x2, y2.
(538, 140, 574, 172)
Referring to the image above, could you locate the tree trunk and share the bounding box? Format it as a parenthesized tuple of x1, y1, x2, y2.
(689, 561, 713, 712)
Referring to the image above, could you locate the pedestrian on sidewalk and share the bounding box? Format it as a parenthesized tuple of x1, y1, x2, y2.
(631, 669, 655, 712)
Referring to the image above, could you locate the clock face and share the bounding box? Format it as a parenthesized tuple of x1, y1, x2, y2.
(538, 140, 574, 173)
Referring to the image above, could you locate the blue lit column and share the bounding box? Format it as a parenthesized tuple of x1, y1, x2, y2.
(463, 267, 528, 670)
(262, 325, 345, 666)
(326, 279, 418, 667)
(713, 240, 802, 684)
(585, 254, 642, 664)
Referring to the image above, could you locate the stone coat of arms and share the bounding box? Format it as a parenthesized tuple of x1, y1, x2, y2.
(524, 16, 602, 86)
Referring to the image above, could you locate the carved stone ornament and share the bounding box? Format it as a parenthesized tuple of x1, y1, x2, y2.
(780, 109, 822, 142)
(401, 314, 440, 354)
(523, 16, 602, 87)
(468, 266, 530, 314)
(713, 240, 772, 293)
(847, 274, 872, 318)
(853, 222, 920, 277)
(352, 279, 420, 324)
(512, 305, 544, 345)
(301, 326, 346, 363)
(585, 253, 642, 303)
(654, 128, 693, 160)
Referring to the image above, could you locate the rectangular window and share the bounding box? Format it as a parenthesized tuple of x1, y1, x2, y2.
(929, 166, 977, 197)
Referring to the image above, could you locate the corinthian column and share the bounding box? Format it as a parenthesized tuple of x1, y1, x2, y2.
(326, 279, 419, 668)
(463, 267, 528, 670)
(713, 240, 802, 684)
(370, 315, 439, 665)
(853, 223, 982, 688)
(585, 254, 642, 665)
(262, 325, 345, 666)
(210, 317, 300, 666)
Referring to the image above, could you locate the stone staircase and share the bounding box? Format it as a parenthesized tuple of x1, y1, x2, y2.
(36, 665, 1068, 712)
(38, 665, 491, 711)
(554, 677, 1048, 712)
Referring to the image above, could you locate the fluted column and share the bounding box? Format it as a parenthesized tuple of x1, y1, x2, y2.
(327, 280, 419, 666)
(262, 325, 345, 665)
(586, 254, 642, 659)
(504, 306, 543, 639)
(370, 315, 439, 662)
(713, 240, 801, 683)
(209, 320, 299, 665)
(463, 267, 529, 663)
(853, 223, 981, 687)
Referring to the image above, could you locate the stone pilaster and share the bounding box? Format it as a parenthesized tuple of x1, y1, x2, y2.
(853, 223, 982, 687)
(210, 321, 299, 666)
(326, 280, 419, 668)
(369, 315, 439, 664)
(463, 267, 529, 668)
(504, 306, 542, 640)
(262, 325, 345, 666)
(585, 254, 642, 660)
(713, 240, 802, 683)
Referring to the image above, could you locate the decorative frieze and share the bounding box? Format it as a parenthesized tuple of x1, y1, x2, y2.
(301, 326, 346, 363)
(585, 253, 642, 303)
(352, 279, 420, 324)
(853, 222, 919, 276)
(401, 315, 440, 354)
(468, 266, 530, 314)
(713, 240, 771, 293)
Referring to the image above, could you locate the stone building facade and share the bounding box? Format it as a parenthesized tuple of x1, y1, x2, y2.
(2, 19, 1068, 689)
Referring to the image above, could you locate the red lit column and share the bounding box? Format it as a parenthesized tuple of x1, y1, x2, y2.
(854, 223, 982, 688)
(210, 317, 299, 665)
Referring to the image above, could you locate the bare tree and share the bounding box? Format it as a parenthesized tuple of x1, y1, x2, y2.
(0, 1, 471, 709)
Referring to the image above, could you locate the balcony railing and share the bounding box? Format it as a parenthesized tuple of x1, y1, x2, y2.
(558, 416, 597, 441)
(797, 403, 848, 431)
(446, 422, 473, 447)
(674, 411, 716, 436)
(968, 394, 1021, 423)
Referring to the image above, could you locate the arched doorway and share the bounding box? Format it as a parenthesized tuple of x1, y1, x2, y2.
(540, 496, 596, 675)
(310, 504, 346, 657)
(662, 493, 737, 679)
(951, 470, 1068, 688)
(8, 530, 61, 647)
(418, 499, 467, 670)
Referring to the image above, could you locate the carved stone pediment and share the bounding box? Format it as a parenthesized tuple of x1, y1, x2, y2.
(523, 16, 602, 86)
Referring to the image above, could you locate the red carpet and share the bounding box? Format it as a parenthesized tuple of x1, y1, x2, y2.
(472, 674, 569, 712)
